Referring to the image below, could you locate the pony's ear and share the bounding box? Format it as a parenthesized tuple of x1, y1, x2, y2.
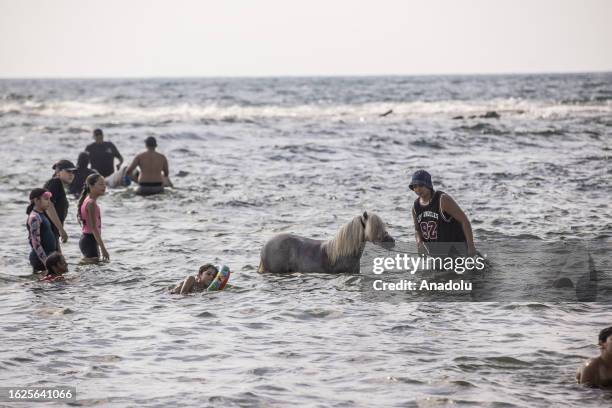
(363, 211, 368, 220)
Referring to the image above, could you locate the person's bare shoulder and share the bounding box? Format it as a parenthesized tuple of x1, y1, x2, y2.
(578, 357, 601, 385)
(440, 192, 456, 207)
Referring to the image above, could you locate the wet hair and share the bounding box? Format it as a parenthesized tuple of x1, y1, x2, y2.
(45, 252, 65, 275)
(26, 188, 49, 215)
(145, 136, 157, 148)
(599, 327, 612, 344)
(198, 264, 218, 276)
(77, 173, 103, 225)
(93, 128, 103, 137)
(77, 151, 90, 169)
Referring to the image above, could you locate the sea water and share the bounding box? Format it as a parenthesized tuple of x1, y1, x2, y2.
(0, 74, 610, 407)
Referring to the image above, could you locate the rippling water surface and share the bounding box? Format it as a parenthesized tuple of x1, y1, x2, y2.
(0, 75, 611, 407)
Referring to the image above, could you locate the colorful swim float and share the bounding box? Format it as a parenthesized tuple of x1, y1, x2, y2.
(207, 265, 230, 291)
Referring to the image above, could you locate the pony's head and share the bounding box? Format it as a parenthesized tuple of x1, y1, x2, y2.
(325, 211, 395, 264)
(361, 211, 394, 247)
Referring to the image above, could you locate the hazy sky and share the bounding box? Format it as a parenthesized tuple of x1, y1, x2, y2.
(1, 0, 610, 77)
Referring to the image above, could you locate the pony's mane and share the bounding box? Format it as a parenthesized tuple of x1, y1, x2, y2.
(324, 213, 385, 265)
(364, 213, 385, 244)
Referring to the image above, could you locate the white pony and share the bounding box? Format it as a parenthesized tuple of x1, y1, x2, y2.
(258, 212, 394, 273)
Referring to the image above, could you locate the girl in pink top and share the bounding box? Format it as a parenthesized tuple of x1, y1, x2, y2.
(76, 174, 109, 262)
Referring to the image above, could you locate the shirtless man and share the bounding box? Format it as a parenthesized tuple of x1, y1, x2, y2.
(126, 136, 172, 196)
(576, 326, 612, 387)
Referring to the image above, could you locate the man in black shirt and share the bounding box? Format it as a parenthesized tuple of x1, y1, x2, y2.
(85, 129, 123, 177)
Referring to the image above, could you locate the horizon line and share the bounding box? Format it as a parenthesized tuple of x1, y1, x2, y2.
(1, 69, 611, 81)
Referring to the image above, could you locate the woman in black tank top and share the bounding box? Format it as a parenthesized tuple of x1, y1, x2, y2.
(409, 170, 476, 256)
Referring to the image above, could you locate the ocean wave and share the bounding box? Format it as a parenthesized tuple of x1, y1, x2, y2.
(0, 98, 610, 121)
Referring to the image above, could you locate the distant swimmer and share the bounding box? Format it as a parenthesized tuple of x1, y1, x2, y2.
(171, 264, 231, 294)
(409, 170, 476, 256)
(77, 174, 109, 262)
(41, 252, 68, 282)
(69, 152, 97, 197)
(126, 136, 172, 196)
(26, 188, 57, 272)
(576, 327, 612, 387)
(44, 160, 76, 245)
(85, 128, 124, 177)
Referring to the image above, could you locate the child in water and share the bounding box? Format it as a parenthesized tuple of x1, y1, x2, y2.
(41, 252, 68, 282)
(26, 188, 57, 272)
(171, 264, 228, 294)
(77, 173, 109, 263)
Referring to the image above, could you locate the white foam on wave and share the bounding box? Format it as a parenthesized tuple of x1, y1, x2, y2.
(1, 98, 610, 121)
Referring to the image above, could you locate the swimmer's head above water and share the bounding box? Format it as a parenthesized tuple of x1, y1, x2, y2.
(45, 252, 68, 276)
(599, 327, 612, 352)
(197, 264, 219, 288)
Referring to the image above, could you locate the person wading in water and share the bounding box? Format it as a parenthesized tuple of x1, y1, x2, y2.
(126, 136, 172, 196)
(409, 169, 476, 257)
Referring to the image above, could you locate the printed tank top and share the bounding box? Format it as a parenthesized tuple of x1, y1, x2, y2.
(413, 190, 466, 243)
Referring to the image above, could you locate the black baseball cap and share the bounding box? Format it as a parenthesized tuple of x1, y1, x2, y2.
(52, 159, 77, 172)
